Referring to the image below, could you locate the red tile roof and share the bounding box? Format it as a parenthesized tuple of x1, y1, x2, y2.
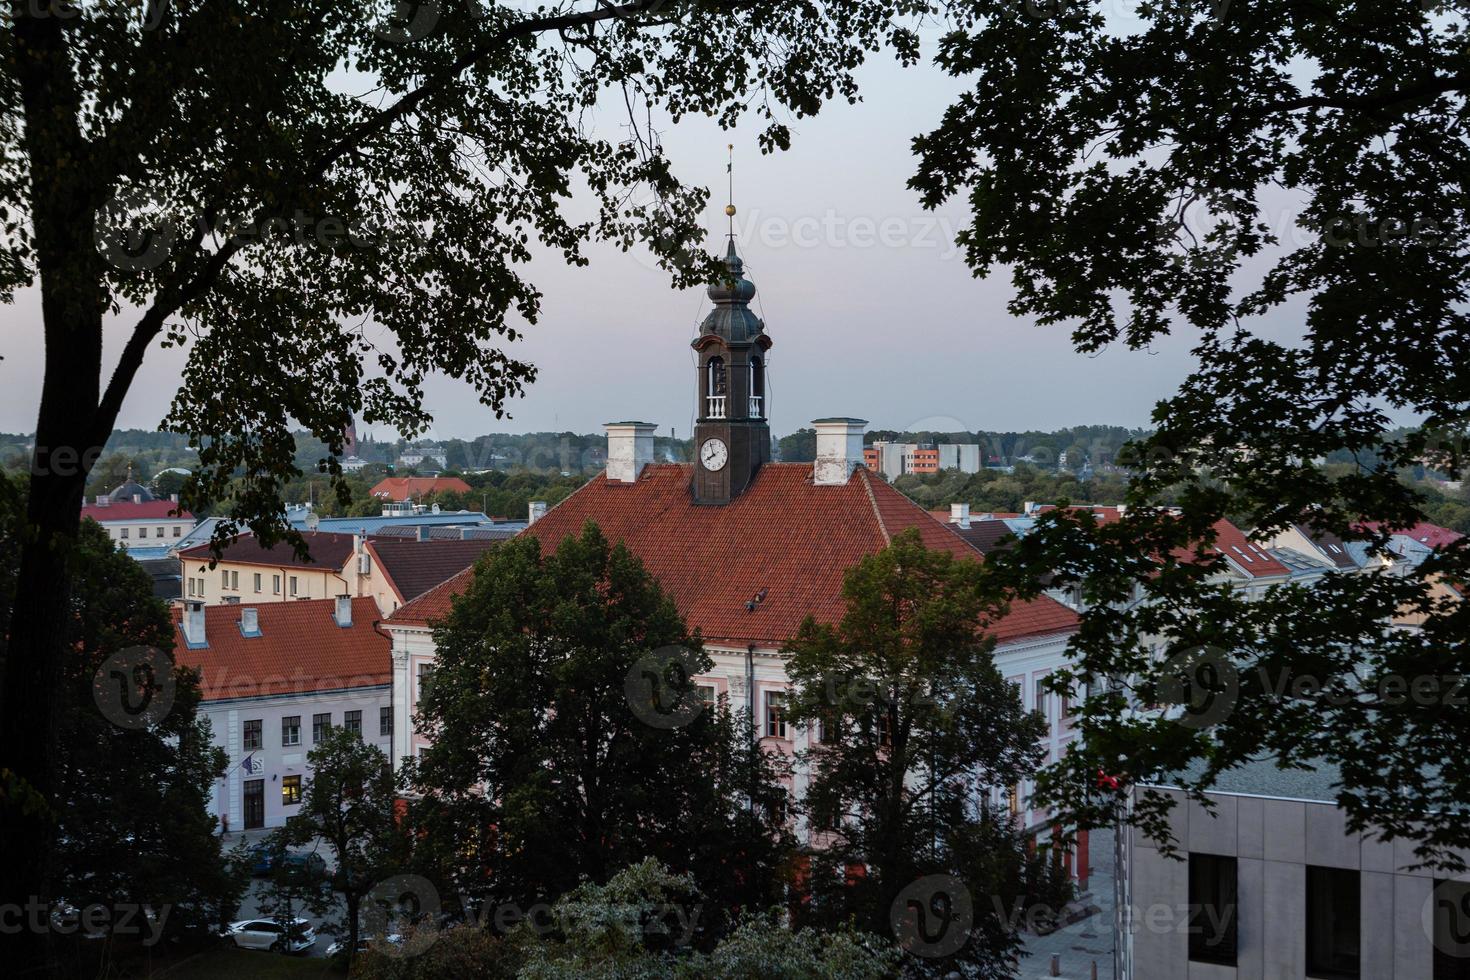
(1359, 521, 1464, 551)
(81, 500, 193, 522)
(178, 530, 358, 570)
(390, 463, 1077, 647)
(369, 477, 472, 501)
(365, 537, 503, 603)
(172, 598, 389, 701)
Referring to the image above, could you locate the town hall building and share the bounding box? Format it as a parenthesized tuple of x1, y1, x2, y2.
(383, 236, 1089, 875)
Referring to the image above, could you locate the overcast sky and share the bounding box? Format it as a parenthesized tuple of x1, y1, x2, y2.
(1, 32, 1294, 442)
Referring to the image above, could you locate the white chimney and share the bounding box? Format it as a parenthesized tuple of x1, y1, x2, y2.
(812, 418, 868, 486)
(240, 607, 259, 636)
(529, 500, 548, 525)
(950, 502, 971, 528)
(182, 600, 206, 646)
(334, 594, 353, 628)
(416, 525, 430, 543)
(605, 422, 656, 484)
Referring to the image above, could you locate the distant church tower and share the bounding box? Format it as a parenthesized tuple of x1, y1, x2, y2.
(691, 158, 771, 504)
(343, 415, 359, 457)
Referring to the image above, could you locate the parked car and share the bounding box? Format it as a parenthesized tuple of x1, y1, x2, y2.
(247, 842, 277, 877)
(224, 917, 316, 953)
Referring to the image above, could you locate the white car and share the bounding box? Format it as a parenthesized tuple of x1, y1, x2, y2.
(224, 917, 316, 953)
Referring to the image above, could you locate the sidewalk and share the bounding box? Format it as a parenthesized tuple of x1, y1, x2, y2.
(1018, 827, 1115, 979)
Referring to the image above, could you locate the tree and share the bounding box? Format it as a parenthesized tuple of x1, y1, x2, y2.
(280, 727, 406, 966)
(912, 2, 1470, 864)
(1, 0, 921, 943)
(0, 480, 240, 959)
(407, 523, 792, 940)
(783, 528, 1050, 977)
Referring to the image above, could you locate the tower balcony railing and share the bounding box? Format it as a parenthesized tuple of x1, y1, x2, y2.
(749, 395, 763, 417)
(706, 395, 727, 419)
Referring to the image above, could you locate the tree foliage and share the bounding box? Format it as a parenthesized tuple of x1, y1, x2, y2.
(784, 528, 1051, 976)
(407, 523, 792, 940)
(913, 1, 1470, 863)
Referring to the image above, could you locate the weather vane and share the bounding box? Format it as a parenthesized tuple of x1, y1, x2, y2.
(725, 143, 736, 240)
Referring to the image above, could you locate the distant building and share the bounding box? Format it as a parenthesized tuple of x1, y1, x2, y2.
(862, 441, 981, 481)
(398, 444, 448, 470)
(178, 525, 508, 615)
(172, 597, 390, 831)
(80, 477, 195, 554)
(369, 476, 471, 501)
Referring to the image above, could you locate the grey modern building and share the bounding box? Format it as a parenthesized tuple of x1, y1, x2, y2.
(1118, 762, 1469, 979)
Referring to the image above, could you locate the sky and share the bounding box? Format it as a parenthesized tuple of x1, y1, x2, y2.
(1, 27, 1257, 442)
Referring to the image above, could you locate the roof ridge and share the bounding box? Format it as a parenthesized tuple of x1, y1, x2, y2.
(857, 468, 891, 547)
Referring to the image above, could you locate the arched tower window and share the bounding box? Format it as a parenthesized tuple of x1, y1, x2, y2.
(706, 357, 727, 418)
(749, 356, 765, 418)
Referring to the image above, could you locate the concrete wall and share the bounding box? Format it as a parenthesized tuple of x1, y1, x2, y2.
(1122, 788, 1468, 979)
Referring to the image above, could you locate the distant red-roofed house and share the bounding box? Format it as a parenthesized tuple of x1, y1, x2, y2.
(80, 494, 194, 551)
(172, 597, 390, 831)
(369, 476, 472, 502)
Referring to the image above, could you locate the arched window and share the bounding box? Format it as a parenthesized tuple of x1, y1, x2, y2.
(706, 357, 727, 418)
(749, 356, 765, 417)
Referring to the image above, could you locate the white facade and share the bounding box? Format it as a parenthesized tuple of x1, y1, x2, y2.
(385, 623, 1079, 843)
(205, 685, 392, 832)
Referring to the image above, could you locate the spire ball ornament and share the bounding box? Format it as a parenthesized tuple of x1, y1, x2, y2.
(725, 204, 737, 217)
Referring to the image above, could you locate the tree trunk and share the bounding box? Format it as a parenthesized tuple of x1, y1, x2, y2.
(3, 8, 106, 972)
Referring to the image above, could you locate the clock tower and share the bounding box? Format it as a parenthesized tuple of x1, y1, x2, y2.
(691, 235, 771, 504)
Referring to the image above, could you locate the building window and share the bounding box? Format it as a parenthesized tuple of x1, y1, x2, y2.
(120, 527, 129, 539)
(253, 573, 262, 593)
(281, 716, 300, 747)
(289, 576, 298, 596)
(875, 709, 893, 748)
(221, 569, 229, 590)
(273, 574, 281, 594)
(380, 706, 392, 737)
(1007, 784, 1020, 817)
(1188, 853, 1238, 965)
(173, 526, 181, 537)
(344, 710, 362, 737)
(1432, 879, 1470, 977)
(242, 719, 262, 751)
(764, 690, 787, 739)
(156, 526, 164, 537)
(231, 570, 239, 590)
(697, 684, 717, 708)
(1034, 677, 1049, 719)
(313, 713, 331, 743)
(1306, 865, 1360, 978)
(139, 526, 148, 539)
(417, 663, 434, 705)
(281, 775, 301, 806)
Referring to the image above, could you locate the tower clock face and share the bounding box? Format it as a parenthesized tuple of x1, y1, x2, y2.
(700, 438, 729, 472)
